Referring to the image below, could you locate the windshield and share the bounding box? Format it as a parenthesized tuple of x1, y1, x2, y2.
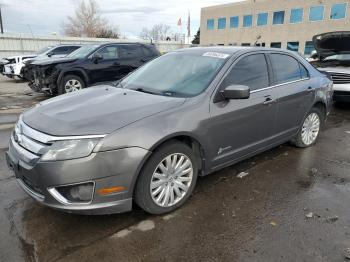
(120, 52, 229, 97)
(67, 44, 99, 58)
(324, 54, 350, 61)
(36, 46, 52, 55)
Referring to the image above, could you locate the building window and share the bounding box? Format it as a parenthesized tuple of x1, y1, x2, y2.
(230, 16, 239, 28)
(330, 3, 347, 19)
(271, 42, 281, 48)
(207, 19, 214, 30)
(304, 41, 315, 55)
(287, 42, 299, 52)
(243, 15, 253, 27)
(309, 6, 324, 21)
(241, 43, 251, 46)
(273, 11, 285, 24)
(218, 18, 226, 29)
(257, 13, 268, 26)
(290, 8, 303, 23)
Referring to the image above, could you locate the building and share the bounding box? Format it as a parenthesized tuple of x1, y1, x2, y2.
(200, 0, 350, 56)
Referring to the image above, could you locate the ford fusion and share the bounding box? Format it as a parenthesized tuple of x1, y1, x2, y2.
(6, 47, 333, 215)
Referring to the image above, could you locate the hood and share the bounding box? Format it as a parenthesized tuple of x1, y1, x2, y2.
(23, 86, 186, 136)
(31, 57, 77, 66)
(313, 31, 350, 59)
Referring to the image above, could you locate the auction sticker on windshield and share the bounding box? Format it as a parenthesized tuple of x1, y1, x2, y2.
(203, 52, 230, 59)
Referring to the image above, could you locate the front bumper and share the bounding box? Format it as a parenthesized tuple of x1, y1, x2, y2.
(6, 137, 150, 215)
(333, 84, 350, 102)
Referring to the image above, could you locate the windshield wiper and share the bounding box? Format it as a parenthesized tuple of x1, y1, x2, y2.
(134, 88, 159, 95)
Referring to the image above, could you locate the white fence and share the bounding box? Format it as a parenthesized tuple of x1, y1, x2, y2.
(0, 33, 193, 58)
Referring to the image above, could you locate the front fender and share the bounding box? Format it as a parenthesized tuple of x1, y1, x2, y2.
(57, 68, 90, 86)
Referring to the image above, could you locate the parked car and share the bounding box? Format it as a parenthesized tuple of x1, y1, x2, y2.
(28, 43, 160, 95)
(311, 31, 350, 102)
(20, 45, 82, 81)
(6, 47, 332, 215)
(2, 55, 36, 79)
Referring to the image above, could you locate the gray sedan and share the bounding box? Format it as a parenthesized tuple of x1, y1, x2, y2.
(6, 47, 333, 215)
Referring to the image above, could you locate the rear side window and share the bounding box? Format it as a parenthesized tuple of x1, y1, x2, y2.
(221, 54, 269, 91)
(270, 54, 301, 84)
(69, 46, 81, 52)
(119, 45, 141, 59)
(300, 63, 309, 79)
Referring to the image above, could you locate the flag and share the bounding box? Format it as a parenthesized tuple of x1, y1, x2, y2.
(187, 12, 191, 37)
(177, 18, 182, 26)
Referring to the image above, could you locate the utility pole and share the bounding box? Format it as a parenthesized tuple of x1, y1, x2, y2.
(0, 6, 4, 34)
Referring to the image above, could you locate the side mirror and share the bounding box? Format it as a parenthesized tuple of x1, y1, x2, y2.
(220, 85, 250, 100)
(92, 53, 103, 63)
(47, 52, 53, 57)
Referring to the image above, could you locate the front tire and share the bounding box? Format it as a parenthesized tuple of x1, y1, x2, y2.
(59, 74, 85, 95)
(292, 107, 324, 148)
(134, 141, 198, 214)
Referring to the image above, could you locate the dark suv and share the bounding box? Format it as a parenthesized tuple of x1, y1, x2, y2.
(29, 43, 160, 95)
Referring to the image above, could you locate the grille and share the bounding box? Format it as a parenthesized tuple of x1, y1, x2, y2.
(13, 119, 51, 162)
(329, 71, 350, 84)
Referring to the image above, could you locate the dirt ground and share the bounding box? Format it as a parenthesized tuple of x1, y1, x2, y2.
(1, 75, 350, 262)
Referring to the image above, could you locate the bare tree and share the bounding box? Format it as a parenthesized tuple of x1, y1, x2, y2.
(96, 25, 120, 39)
(139, 27, 151, 40)
(63, 0, 118, 38)
(139, 24, 171, 42)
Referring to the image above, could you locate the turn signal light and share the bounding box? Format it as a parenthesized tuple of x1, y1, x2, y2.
(98, 186, 126, 195)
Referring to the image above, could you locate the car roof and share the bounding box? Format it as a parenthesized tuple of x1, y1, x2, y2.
(174, 46, 299, 57)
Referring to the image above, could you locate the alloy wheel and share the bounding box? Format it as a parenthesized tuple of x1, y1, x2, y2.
(64, 79, 82, 93)
(301, 112, 320, 146)
(150, 153, 193, 207)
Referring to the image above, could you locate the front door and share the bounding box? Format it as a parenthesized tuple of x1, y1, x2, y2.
(208, 53, 278, 169)
(88, 45, 121, 83)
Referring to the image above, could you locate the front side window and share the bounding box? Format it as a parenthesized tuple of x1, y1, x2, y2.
(243, 15, 253, 27)
(287, 42, 299, 52)
(68, 44, 100, 59)
(271, 42, 281, 48)
(290, 8, 303, 23)
(270, 54, 301, 84)
(218, 18, 226, 29)
(51, 46, 70, 55)
(120, 52, 229, 97)
(220, 54, 269, 91)
(309, 6, 324, 21)
(257, 13, 268, 26)
(207, 19, 214, 30)
(330, 3, 347, 19)
(304, 41, 315, 56)
(230, 16, 239, 28)
(95, 46, 119, 60)
(273, 11, 285, 24)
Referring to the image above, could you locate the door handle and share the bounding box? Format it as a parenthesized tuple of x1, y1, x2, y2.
(113, 61, 120, 65)
(263, 97, 276, 105)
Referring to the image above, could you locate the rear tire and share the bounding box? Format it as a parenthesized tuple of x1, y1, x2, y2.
(58, 74, 85, 95)
(134, 141, 198, 214)
(292, 107, 324, 148)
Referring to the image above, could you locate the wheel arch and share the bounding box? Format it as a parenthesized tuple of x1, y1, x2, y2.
(130, 133, 207, 198)
(58, 69, 89, 87)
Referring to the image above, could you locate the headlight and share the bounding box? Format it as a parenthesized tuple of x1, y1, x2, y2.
(41, 139, 100, 161)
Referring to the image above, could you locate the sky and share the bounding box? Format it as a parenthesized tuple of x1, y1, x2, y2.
(1, 0, 240, 38)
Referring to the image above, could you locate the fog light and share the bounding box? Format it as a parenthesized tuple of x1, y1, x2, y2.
(52, 182, 94, 204)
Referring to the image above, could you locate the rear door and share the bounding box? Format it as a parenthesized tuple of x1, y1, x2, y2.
(268, 53, 315, 140)
(117, 44, 144, 78)
(208, 52, 278, 169)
